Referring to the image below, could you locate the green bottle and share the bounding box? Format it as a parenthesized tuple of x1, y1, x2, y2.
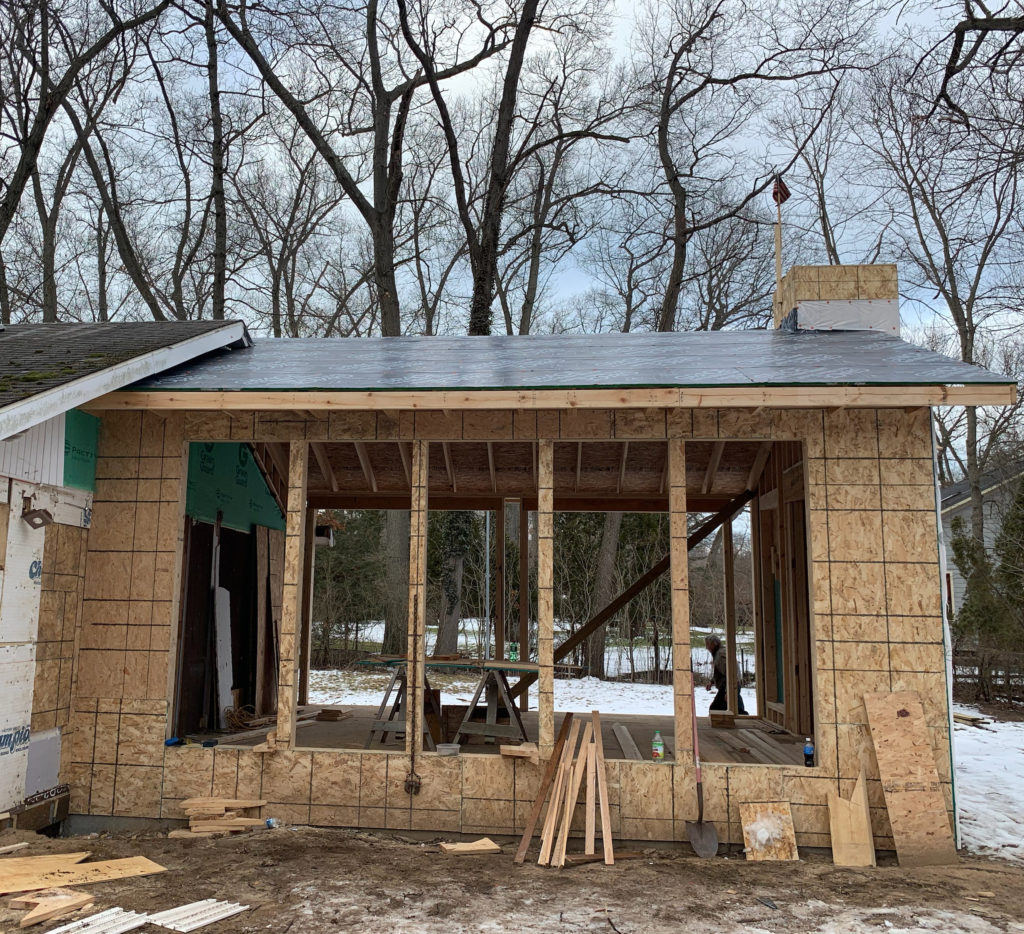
(652, 730, 665, 761)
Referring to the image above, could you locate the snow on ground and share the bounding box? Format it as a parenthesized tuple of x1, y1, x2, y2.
(308, 668, 757, 717)
(954, 703, 1024, 864)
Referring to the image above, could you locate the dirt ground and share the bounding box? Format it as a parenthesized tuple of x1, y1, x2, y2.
(2, 826, 1023, 934)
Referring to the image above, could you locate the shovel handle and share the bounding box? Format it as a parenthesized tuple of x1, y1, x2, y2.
(689, 670, 703, 784)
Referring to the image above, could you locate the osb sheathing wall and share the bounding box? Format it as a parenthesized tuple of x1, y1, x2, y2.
(66, 406, 951, 851)
(31, 523, 88, 743)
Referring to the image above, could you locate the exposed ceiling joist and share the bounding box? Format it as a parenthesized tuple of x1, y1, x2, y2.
(442, 441, 457, 493)
(617, 441, 629, 494)
(487, 441, 496, 493)
(746, 441, 772, 491)
(702, 441, 725, 495)
(311, 442, 338, 492)
(575, 442, 583, 493)
(398, 442, 411, 489)
(354, 441, 377, 492)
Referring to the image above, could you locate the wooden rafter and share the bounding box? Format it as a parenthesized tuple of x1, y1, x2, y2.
(398, 442, 412, 489)
(746, 441, 772, 491)
(442, 441, 457, 492)
(617, 442, 629, 494)
(354, 441, 377, 492)
(487, 441, 497, 493)
(310, 442, 338, 492)
(702, 441, 725, 495)
(575, 442, 583, 493)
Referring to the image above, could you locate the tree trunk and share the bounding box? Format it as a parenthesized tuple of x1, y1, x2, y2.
(434, 555, 464, 656)
(205, 0, 227, 320)
(381, 509, 410, 655)
(96, 211, 109, 322)
(587, 511, 623, 679)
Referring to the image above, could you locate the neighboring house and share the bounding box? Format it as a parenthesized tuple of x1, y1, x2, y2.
(0, 321, 250, 828)
(940, 464, 1024, 613)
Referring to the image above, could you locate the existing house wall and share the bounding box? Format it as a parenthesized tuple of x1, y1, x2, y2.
(66, 406, 950, 851)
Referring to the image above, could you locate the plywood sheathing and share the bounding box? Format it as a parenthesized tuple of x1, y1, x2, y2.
(32, 523, 88, 735)
(773, 264, 899, 329)
(65, 406, 950, 851)
(68, 411, 185, 816)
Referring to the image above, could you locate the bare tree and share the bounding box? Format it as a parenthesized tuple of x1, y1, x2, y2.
(634, 0, 869, 332)
(0, 0, 173, 243)
(863, 54, 1024, 539)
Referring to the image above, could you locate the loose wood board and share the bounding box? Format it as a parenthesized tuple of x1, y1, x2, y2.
(18, 891, 94, 928)
(439, 838, 501, 856)
(863, 691, 957, 867)
(828, 771, 875, 868)
(0, 857, 166, 895)
(179, 797, 266, 809)
(739, 802, 799, 861)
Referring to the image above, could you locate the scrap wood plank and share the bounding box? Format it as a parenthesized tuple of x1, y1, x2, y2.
(515, 713, 574, 865)
(0, 857, 167, 895)
(827, 771, 876, 868)
(168, 830, 222, 839)
(0, 843, 29, 856)
(439, 838, 501, 855)
(863, 691, 957, 867)
(591, 711, 615, 866)
(611, 723, 643, 761)
(179, 798, 266, 810)
(584, 742, 596, 855)
(500, 742, 539, 764)
(739, 801, 799, 861)
(554, 721, 593, 867)
(564, 851, 645, 866)
(18, 891, 94, 928)
(538, 719, 581, 866)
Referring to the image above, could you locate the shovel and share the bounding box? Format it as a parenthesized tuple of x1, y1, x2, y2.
(686, 681, 718, 858)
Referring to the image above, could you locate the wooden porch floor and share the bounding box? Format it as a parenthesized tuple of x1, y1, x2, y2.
(215, 706, 804, 766)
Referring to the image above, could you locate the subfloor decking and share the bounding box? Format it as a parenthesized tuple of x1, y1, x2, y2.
(211, 707, 804, 766)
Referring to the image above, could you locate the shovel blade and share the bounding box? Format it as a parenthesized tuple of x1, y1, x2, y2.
(686, 819, 718, 858)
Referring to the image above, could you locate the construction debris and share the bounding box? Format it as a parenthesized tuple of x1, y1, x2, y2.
(45, 906, 150, 933)
(439, 838, 502, 856)
(315, 709, 350, 722)
(0, 843, 30, 856)
(148, 899, 250, 931)
(12, 889, 94, 928)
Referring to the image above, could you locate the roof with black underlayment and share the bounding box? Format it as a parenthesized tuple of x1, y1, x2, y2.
(128, 330, 1013, 392)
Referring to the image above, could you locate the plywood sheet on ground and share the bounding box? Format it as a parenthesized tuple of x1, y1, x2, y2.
(740, 802, 799, 861)
(864, 691, 957, 867)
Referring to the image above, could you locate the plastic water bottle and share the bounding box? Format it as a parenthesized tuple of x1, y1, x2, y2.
(652, 730, 665, 761)
(508, 642, 519, 662)
(803, 737, 815, 767)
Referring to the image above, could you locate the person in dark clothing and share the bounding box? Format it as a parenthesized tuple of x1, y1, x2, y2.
(705, 634, 747, 714)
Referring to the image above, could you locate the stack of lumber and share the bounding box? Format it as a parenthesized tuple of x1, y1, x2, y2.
(315, 708, 350, 722)
(169, 797, 267, 838)
(515, 711, 615, 868)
